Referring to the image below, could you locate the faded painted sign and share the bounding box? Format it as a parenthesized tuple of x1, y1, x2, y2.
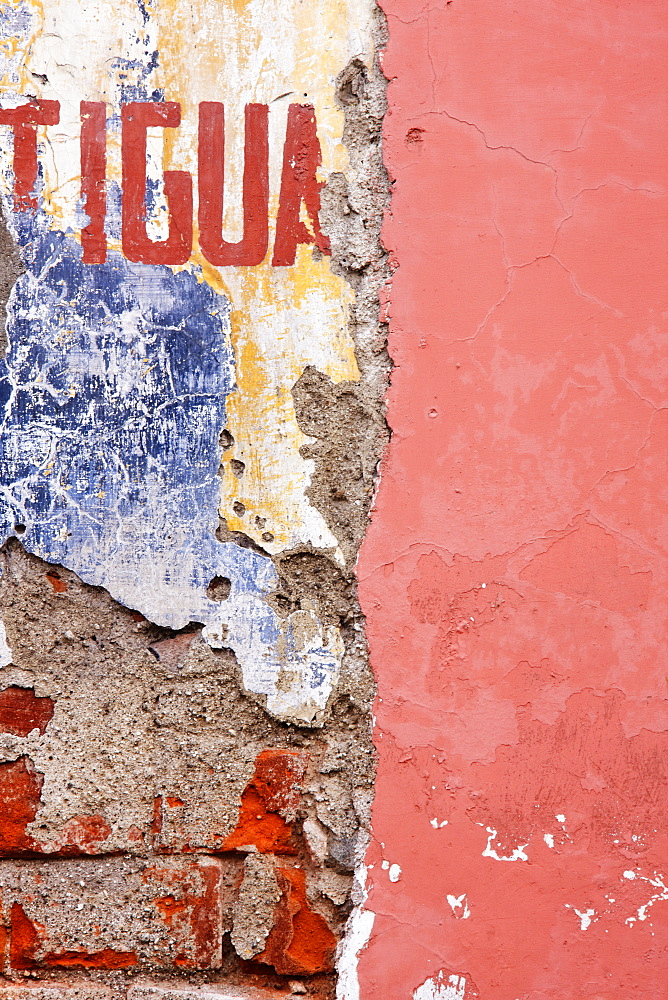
(0, 0, 376, 726)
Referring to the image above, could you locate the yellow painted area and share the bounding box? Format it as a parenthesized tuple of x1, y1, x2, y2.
(0, 0, 374, 556)
(152, 0, 370, 554)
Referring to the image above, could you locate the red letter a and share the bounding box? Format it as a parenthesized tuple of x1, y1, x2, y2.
(0, 101, 60, 210)
(198, 103, 269, 267)
(121, 102, 192, 266)
(272, 104, 330, 267)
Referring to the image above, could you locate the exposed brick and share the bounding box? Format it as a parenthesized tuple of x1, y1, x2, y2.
(0, 857, 237, 971)
(153, 750, 309, 856)
(0, 990, 112, 1000)
(50, 815, 112, 855)
(129, 987, 285, 1000)
(222, 750, 309, 855)
(257, 867, 336, 976)
(0, 757, 43, 854)
(0, 757, 116, 859)
(0, 687, 55, 737)
(44, 570, 67, 593)
(9, 902, 43, 970)
(147, 633, 197, 671)
(251, 750, 309, 816)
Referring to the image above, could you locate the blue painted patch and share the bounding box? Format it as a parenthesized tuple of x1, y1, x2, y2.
(0, 210, 278, 628)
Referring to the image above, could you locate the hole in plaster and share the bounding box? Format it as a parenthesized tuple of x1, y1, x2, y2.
(219, 429, 234, 450)
(230, 459, 245, 478)
(405, 127, 425, 145)
(207, 575, 231, 602)
(232, 501, 246, 518)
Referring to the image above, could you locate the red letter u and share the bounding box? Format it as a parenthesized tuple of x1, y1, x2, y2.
(198, 102, 269, 267)
(121, 102, 192, 266)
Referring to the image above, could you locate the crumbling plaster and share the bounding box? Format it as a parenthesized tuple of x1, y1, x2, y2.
(0, 1, 390, 997)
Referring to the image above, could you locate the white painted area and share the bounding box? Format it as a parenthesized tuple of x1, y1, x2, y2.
(565, 905, 596, 930)
(447, 894, 470, 919)
(336, 866, 375, 1000)
(0, 621, 11, 667)
(206, 602, 344, 726)
(413, 971, 468, 1000)
(482, 826, 528, 862)
(622, 870, 668, 926)
(544, 833, 554, 848)
(388, 863, 402, 883)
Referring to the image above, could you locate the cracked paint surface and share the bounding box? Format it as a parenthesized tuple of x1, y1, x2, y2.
(0, 0, 375, 725)
(356, 1, 667, 997)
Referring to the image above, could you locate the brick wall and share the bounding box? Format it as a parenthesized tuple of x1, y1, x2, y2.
(0, 530, 372, 1000)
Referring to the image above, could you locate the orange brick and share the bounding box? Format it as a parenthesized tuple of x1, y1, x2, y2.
(0, 857, 237, 971)
(129, 988, 285, 1000)
(0, 757, 43, 854)
(222, 749, 309, 855)
(0, 688, 54, 737)
(257, 867, 336, 976)
(154, 749, 309, 855)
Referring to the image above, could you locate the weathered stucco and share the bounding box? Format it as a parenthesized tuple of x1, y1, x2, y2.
(1, 0, 666, 997)
(355, 1, 668, 997)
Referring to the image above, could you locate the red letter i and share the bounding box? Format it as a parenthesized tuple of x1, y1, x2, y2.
(80, 101, 107, 264)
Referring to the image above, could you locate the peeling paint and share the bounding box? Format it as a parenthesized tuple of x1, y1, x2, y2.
(0, 619, 11, 666)
(335, 867, 375, 1000)
(0, 0, 380, 726)
(446, 895, 470, 920)
(413, 972, 469, 1000)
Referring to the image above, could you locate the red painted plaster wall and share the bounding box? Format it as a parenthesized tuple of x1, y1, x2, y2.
(358, 2, 668, 996)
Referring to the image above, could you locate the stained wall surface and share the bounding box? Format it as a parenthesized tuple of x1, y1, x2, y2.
(355, 1, 668, 997)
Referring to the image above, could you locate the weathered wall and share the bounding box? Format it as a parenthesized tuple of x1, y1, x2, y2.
(2, 1, 667, 998)
(0, 1, 388, 998)
(354, 1, 668, 997)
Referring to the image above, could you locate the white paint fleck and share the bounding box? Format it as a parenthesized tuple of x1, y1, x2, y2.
(413, 971, 468, 1000)
(544, 833, 554, 848)
(622, 870, 668, 926)
(565, 905, 596, 930)
(447, 893, 470, 919)
(482, 826, 528, 862)
(556, 814, 566, 824)
(0, 621, 11, 667)
(336, 864, 375, 1000)
(388, 863, 402, 883)
(336, 907, 375, 1000)
(430, 818, 448, 829)
(381, 860, 389, 870)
